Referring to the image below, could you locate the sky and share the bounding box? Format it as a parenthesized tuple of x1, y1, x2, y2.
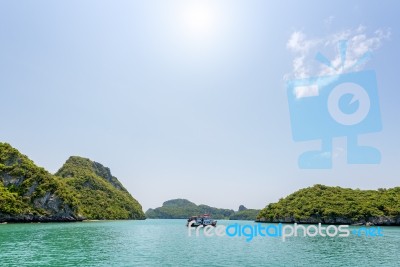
(1, 0, 399, 211)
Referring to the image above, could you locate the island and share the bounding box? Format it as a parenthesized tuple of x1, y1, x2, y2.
(146, 199, 260, 220)
(0, 142, 145, 222)
(257, 184, 400, 226)
(229, 205, 260, 221)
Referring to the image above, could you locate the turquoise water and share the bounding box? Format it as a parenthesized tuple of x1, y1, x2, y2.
(0, 219, 399, 266)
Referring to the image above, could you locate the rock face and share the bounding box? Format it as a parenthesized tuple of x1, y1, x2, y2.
(230, 206, 261, 221)
(0, 142, 145, 222)
(92, 161, 126, 191)
(257, 184, 400, 226)
(238, 205, 247, 212)
(0, 143, 83, 222)
(56, 156, 145, 220)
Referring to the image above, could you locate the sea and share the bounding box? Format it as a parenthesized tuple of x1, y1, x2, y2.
(0, 219, 399, 266)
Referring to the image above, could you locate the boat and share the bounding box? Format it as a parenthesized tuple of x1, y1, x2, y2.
(186, 214, 217, 227)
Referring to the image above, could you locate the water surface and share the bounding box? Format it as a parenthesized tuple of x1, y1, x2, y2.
(0, 219, 399, 266)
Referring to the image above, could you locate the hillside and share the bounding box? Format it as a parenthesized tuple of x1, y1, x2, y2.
(229, 205, 261, 220)
(146, 199, 235, 219)
(257, 184, 400, 225)
(0, 142, 145, 222)
(0, 143, 81, 222)
(55, 156, 145, 220)
(146, 199, 260, 220)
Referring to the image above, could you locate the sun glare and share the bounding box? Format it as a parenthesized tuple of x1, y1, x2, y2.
(181, 3, 216, 40)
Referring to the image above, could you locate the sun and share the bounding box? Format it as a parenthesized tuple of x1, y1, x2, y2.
(180, 3, 217, 40)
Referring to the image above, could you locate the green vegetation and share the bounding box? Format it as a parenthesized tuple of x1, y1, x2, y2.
(0, 142, 80, 219)
(0, 182, 31, 215)
(229, 209, 260, 221)
(146, 199, 235, 219)
(0, 142, 145, 221)
(257, 184, 400, 225)
(56, 156, 145, 220)
(146, 199, 260, 220)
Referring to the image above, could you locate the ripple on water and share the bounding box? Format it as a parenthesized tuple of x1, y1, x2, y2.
(0, 220, 399, 267)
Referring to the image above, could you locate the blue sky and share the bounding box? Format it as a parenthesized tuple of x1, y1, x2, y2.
(1, 0, 399, 211)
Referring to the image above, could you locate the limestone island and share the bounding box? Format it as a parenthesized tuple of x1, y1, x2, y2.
(257, 184, 400, 226)
(0, 142, 145, 223)
(146, 199, 260, 221)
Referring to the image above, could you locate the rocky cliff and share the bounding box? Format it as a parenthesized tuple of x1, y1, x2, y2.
(56, 156, 145, 220)
(0, 142, 145, 222)
(0, 143, 82, 222)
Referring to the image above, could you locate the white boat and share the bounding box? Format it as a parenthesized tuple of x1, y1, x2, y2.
(186, 214, 217, 227)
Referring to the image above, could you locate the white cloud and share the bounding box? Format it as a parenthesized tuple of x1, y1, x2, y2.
(287, 31, 320, 53)
(286, 32, 321, 80)
(285, 25, 391, 85)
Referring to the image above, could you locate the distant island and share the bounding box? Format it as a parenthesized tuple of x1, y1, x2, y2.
(0, 142, 145, 222)
(257, 184, 400, 226)
(145, 199, 260, 220)
(230, 205, 261, 220)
